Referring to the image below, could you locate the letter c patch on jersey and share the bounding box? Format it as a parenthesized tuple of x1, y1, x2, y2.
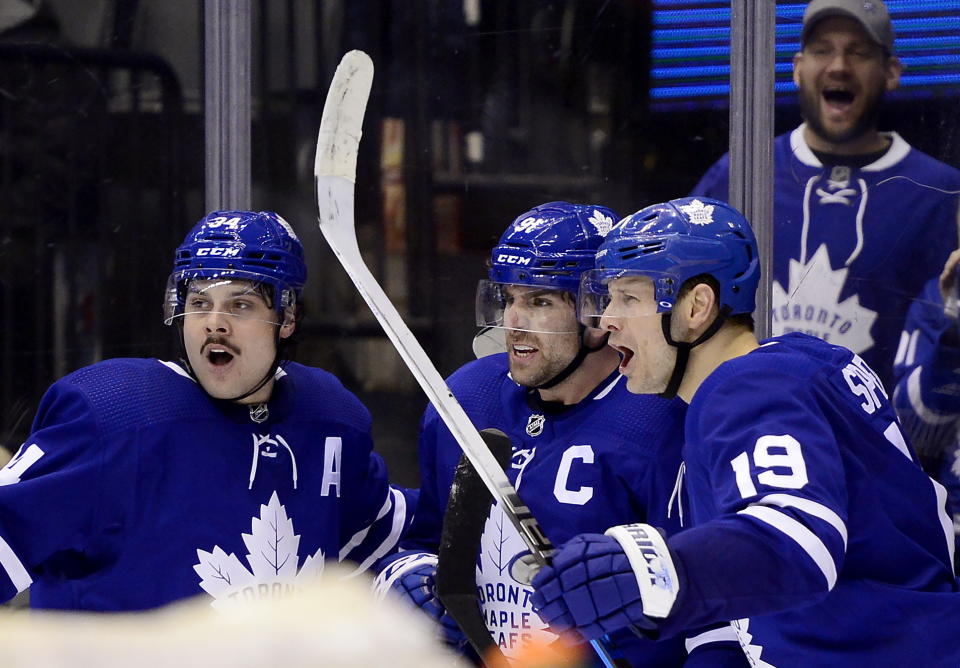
(554, 445, 595, 505)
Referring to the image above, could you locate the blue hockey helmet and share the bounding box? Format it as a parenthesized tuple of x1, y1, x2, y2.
(476, 202, 619, 334)
(581, 197, 759, 321)
(487, 201, 619, 292)
(163, 210, 307, 325)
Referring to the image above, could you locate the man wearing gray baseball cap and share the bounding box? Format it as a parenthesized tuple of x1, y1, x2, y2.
(692, 0, 960, 391)
(801, 0, 894, 55)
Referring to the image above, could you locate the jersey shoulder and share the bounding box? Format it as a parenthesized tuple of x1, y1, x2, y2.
(897, 142, 960, 187)
(278, 362, 372, 433)
(697, 333, 850, 405)
(442, 354, 517, 417)
(585, 376, 686, 453)
(51, 358, 207, 436)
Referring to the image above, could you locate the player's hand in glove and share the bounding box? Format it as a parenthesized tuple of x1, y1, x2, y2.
(373, 551, 466, 648)
(530, 524, 680, 642)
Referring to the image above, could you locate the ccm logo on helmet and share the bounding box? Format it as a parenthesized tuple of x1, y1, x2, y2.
(497, 254, 531, 265)
(195, 248, 241, 257)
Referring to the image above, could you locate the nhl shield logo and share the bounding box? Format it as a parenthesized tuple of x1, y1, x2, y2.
(249, 403, 269, 423)
(525, 413, 545, 436)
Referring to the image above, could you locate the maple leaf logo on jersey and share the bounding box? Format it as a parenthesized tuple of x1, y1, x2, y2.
(588, 210, 615, 236)
(678, 199, 715, 226)
(771, 244, 876, 353)
(477, 501, 556, 658)
(193, 491, 324, 609)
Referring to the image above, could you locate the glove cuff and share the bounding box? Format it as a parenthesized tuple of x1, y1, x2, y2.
(605, 523, 679, 618)
(372, 551, 438, 599)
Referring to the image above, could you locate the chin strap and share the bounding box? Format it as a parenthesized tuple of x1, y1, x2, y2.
(658, 307, 730, 400)
(534, 329, 610, 390)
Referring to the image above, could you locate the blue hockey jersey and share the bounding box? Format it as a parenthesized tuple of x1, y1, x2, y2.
(664, 333, 960, 666)
(403, 353, 700, 665)
(692, 126, 960, 386)
(891, 276, 960, 556)
(0, 359, 411, 610)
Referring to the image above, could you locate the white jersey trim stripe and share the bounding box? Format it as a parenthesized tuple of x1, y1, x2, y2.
(931, 478, 956, 574)
(339, 491, 393, 561)
(684, 624, 739, 653)
(158, 361, 287, 382)
(159, 360, 194, 380)
(0, 534, 32, 594)
(593, 373, 624, 401)
(862, 131, 910, 171)
(343, 488, 407, 578)
(906, 366, 956, 426)
(739, 505, 838, 589)
(790, 125, 909, 171)
(756, 493, 848, 549)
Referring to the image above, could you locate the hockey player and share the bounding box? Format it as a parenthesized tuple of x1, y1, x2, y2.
(891, 248, 960, 565)
(0, 210, 413, 610)
(691, 0, 960, 386)
(529, 196, 960, 665)
(375, 202, 745, 666)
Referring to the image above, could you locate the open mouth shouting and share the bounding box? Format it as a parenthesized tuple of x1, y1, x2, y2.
(822, 85, 856, 117)
(610, 342, 635, 375)
(202, 338, 240, 369)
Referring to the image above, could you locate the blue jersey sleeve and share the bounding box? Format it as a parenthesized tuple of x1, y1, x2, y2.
(891, 277, 960, 464)
(662, 368, 849, 636)
(399, 405, 458, 553)
(0, 381, 111, 602)
(333, 409, 415, 575)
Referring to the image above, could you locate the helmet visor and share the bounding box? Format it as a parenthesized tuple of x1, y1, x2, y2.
(163, 270, 294, 326)
(578, 269, 671, 328)
(475, 280, 580, 335)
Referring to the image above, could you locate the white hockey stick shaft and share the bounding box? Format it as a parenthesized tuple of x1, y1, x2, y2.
(315, 51, 629, 668)
(313, 50, 554, 571)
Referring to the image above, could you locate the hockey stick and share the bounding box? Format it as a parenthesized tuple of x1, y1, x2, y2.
(314, 50, 629, 668)
(435, 429, 512, 663)
(314, 48, 553, 582)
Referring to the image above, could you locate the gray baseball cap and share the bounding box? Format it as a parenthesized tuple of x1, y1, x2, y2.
(802, 0, 895, 54)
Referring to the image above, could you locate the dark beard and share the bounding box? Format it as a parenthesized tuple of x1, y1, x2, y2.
(799, 84, 885, 147)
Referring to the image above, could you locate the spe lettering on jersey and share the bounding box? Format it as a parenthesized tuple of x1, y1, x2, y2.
(841, 354, 887, 415)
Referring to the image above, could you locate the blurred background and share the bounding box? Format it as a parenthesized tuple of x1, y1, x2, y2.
(1, 0, 959, 487)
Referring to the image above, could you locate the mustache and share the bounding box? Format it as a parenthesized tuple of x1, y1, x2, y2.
(507, 332, 540, 346)
(201, 336, 240, 356)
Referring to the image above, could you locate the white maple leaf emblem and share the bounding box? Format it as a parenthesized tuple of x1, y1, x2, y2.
(476, 502, 557, 658)
(194, 491, 324, 609)
(588, 210, 615, 236)
(771, 244, 876, 353)
(678, 199, 715, 225)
